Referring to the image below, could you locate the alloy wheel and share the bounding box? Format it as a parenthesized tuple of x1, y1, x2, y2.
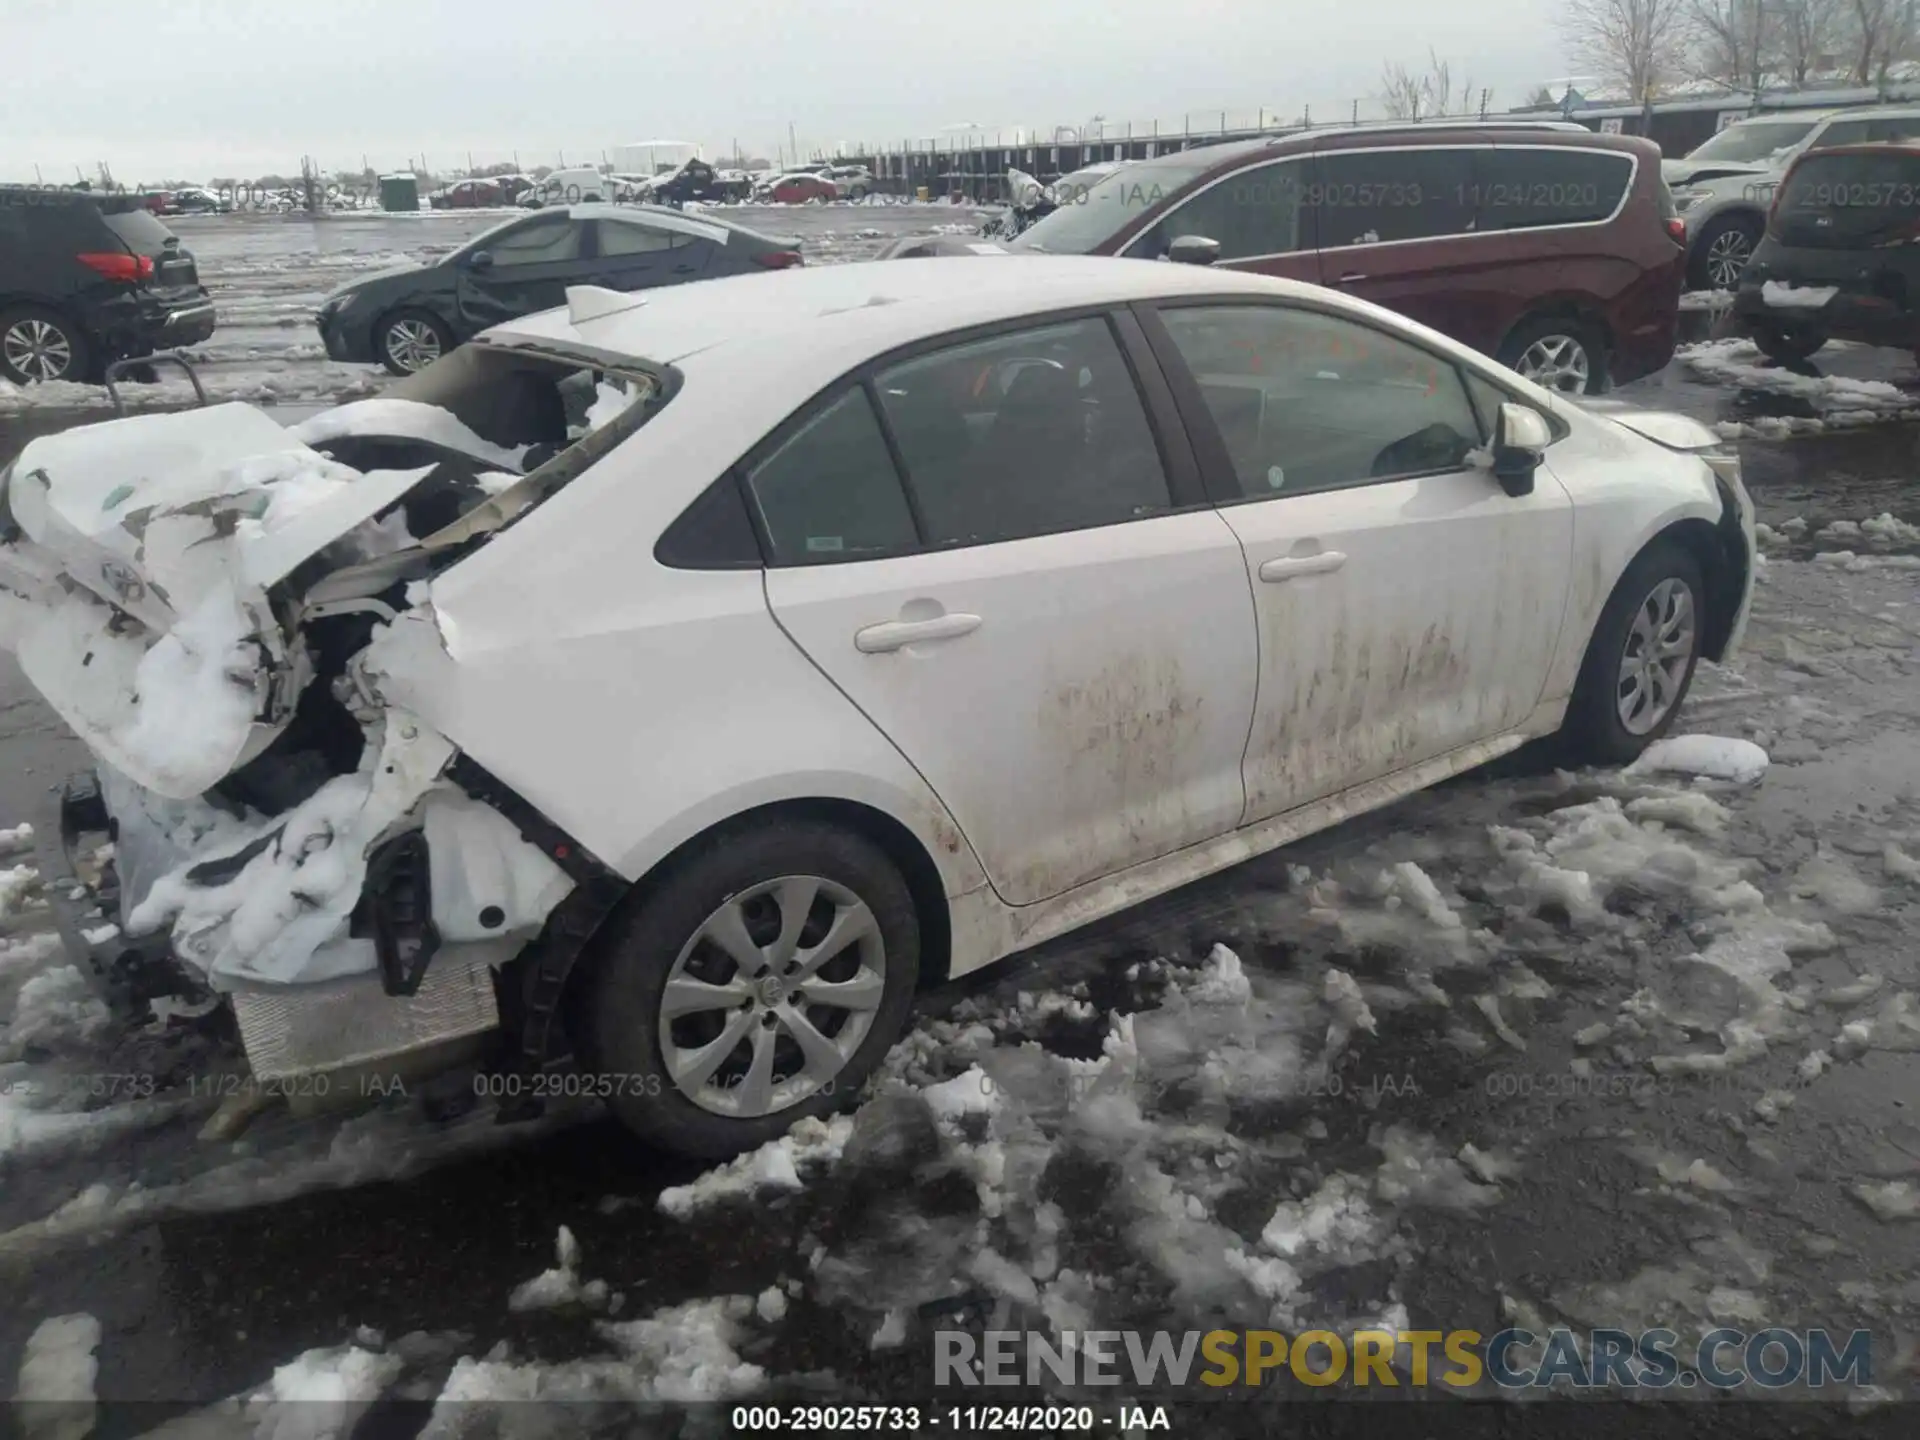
(658, 875, 886, 1118)
(383, 318, 442, 371)
(1706, 229, 1753, 290)
(1616, 577, 1696, 735)
(2, 319, 74, 382)
(1515, 334, 1592, 393)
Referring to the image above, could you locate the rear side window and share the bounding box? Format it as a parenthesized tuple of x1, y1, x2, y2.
(1314, 148, 1477, 247)
(1473, 148, 1633, 230)
(597, 220, 686, 255)
(746, 388, 918, 564)
(873, 316, 1172, 546)
(101, 208, 175, 253)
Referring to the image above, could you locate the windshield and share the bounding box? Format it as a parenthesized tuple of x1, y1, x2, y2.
(1010, 150, 1238, 253)
(1686, 121, 1819, 164)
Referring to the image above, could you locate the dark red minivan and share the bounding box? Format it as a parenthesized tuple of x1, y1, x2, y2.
(1009, 123, 1686, 393)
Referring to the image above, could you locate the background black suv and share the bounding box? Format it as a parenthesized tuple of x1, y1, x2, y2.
(0, 188, 215, 385)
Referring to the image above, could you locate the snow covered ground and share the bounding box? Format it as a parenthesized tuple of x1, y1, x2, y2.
(2, 524, 1919, 1424)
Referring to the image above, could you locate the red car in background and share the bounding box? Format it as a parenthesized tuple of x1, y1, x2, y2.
(1009, 124, 1685, 393)
(766, 173, 837, 204)
(430, 178, 508, 210)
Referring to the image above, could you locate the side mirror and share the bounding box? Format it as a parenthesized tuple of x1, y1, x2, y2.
(1167, 234, 1221, 266)
(1492, 402, 1552, 497)
(465, 250, 494, 271)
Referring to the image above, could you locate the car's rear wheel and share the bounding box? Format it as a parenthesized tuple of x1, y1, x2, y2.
(1498, 314, 1607, 395)
(1690, 213, 1763, 291)
(1748, 320, 1826, 364)
(376, 308, 453, 376)
(582, 818, 920, 1158)
(1562, 539, 1706, 766)
(0, 306, 89, 386)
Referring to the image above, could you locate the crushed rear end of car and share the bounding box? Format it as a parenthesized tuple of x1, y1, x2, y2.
(0, 317, 676, 1114)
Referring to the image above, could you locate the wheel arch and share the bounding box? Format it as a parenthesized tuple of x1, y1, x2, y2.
(1619, 515, 1741, 662)
(1498, 301, 1616, 385)
(568, 795, 957, 1007)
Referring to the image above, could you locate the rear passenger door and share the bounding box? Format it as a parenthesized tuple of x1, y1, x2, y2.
(1310, 145, 1491, 345)
(756, 311, 1261, 907)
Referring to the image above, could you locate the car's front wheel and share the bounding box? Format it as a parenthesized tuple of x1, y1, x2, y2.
(376, 308, 453, 376)
(583, 818, 921, 1158)
(1690, 213, 1763, 291)
(1562, 539, 1706, 766)
(0, 306, 89, 385)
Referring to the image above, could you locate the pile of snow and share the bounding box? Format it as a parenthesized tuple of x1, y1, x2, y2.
(417, 1296, 765, 1423)
(1627, 734, 1771, 785)
(12, 1313, 100, 1440)
(656, 1114, 854, 1219)
(508, 1226, 610, 1312)
(1759, 280, 1837, 309)
(1680, 339, 1919, 416)
(289, 398, 531, 470)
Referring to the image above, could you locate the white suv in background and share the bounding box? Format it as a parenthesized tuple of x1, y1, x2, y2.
(1666, 105, 1920, 289)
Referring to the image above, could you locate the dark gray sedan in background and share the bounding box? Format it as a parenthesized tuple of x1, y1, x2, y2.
(316, 204, 804, 374)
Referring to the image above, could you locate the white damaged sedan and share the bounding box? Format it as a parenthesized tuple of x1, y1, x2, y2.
(0, 258, 1755, 1157)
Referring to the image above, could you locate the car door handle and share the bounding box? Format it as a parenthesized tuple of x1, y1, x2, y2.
(1335, 272, 1367, 284)
(1259, 551, 1347, 582)
(854, 613, 983, 653)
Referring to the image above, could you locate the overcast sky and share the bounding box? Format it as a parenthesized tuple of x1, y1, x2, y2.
(4, 0, 1568, 181)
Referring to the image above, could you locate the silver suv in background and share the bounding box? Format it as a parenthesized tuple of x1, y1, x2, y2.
(1667, 105, 1920, 289)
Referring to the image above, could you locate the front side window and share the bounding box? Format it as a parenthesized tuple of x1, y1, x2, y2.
(1125, 159, 1309, 261)
(746, 388, 918, 564)
(489, 215, 583, 265)
(1155, 304, 1483, 497)
(1313, 148, 1477, 248)
(874, 317, 1171, 547)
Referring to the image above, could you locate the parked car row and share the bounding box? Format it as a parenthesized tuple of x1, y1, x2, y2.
(0, 186, 215, 385)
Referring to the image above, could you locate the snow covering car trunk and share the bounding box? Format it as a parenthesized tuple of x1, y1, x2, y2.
(0, 305, 668, 1090)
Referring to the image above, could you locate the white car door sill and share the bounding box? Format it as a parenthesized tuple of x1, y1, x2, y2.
(948, 726, 1535, 976)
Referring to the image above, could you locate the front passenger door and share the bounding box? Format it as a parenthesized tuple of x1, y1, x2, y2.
(1143, 301, 1575, 824)
(452, 213, 588, 333)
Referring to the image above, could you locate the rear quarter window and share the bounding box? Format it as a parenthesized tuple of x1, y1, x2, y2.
(102, 208, 176, 252)
(1473, 148, 1633, 230)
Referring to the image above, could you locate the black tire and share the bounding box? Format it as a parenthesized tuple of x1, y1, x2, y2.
(1497, 313, 1608, 395)
(1688, 212, 1763, 291)
(1748, 320, 1827, 364)
(375, 307, 454, 376)
(1561, 539, 1707, 767)
(0, 305, 90, 386)
(581, 818, 920, 1158)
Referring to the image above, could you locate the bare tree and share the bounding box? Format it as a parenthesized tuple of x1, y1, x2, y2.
(1687, 0, 1778, 89)
(1846, 0, 1919, 82)
(1378, 48, 1480, 118)
(1562, 0, 1693, 99)
(1775, 0, 1845, 82)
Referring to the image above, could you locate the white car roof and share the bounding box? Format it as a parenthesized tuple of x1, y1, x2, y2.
(484, 255, 1326, 377)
